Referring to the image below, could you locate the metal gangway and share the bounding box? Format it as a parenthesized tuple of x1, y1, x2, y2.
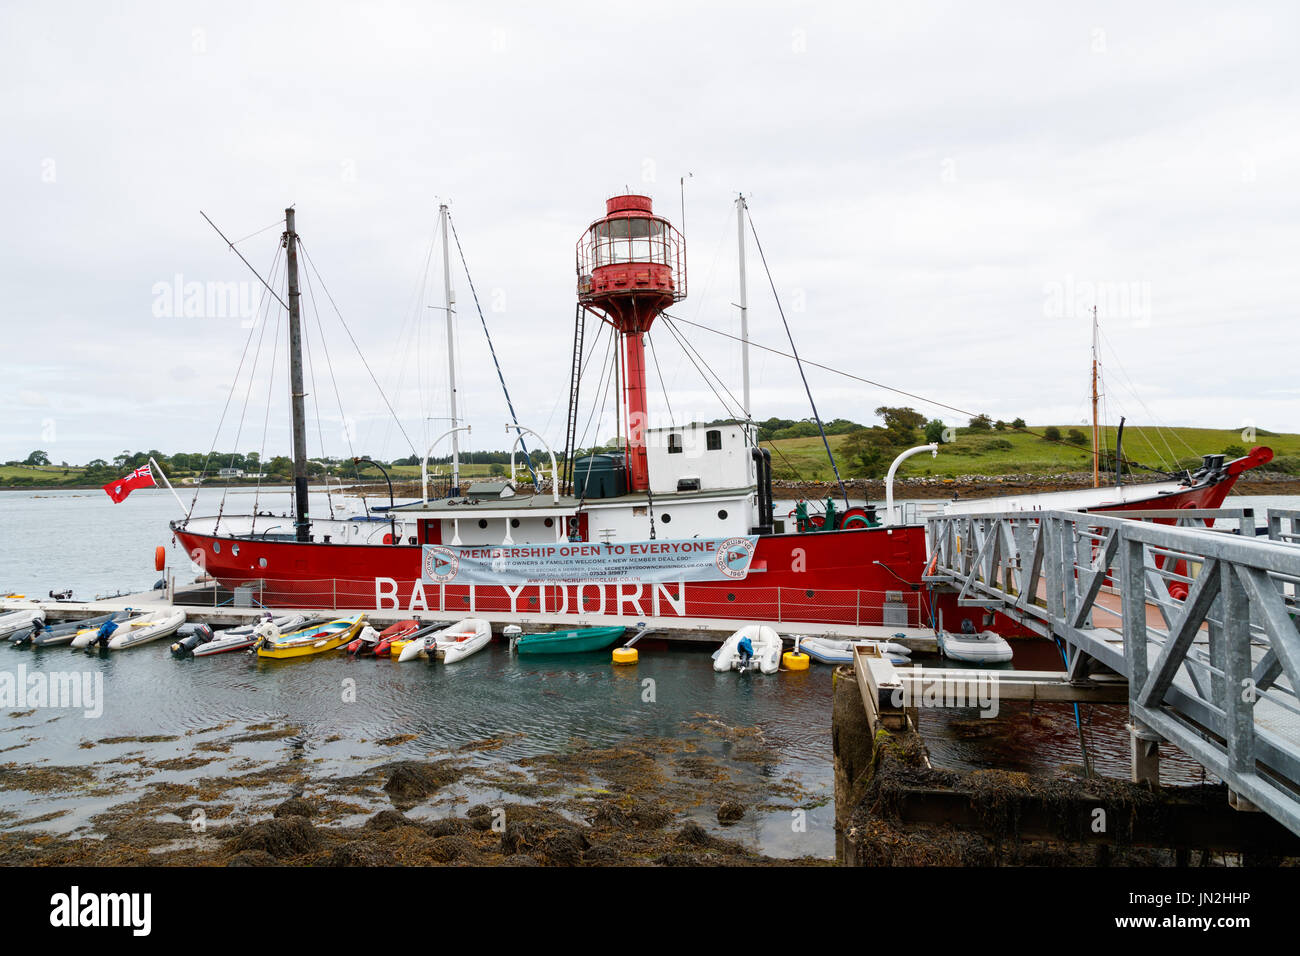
(925, 506, 1300, 837)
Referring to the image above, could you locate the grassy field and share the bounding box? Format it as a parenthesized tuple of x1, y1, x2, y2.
(0, 464, 87, 485)
(4, 425, 1295, 488)
(764, 426, 1300, 481)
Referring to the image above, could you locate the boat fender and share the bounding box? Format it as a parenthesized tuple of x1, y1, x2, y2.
(155, 545, 166, 572)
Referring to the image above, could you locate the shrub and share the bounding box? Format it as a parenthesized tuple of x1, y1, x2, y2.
(1042, 426, 1061, 442)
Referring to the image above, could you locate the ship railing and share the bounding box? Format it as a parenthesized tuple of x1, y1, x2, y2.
(925, 507, 1300, 837)
(183, 576, 927, 628)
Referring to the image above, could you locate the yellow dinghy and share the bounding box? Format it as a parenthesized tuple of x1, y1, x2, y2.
(256, 614, 367, 660)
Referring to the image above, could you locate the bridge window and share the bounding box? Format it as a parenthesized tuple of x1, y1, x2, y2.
(706, 429, 722, 450)
(668, 433, 683, 454)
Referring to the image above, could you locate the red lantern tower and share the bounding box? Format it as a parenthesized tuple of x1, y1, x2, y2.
(575, 195, 686, 492)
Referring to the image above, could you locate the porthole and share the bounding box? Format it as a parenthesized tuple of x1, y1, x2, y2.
(231, 543, 240, 556)
(258, 557, 268, 569)
(726, 593, 736, 601)
(661, 513, 671, 524)
(478, 519, 488, 529)
(511, 518, 520, 528)
(717, 509, 728, 520)
(544, 517, 554, 528)
(805, 589, 815, 598)
(212, 542, 220, 554)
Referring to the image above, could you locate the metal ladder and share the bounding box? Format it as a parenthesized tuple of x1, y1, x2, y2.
(560, 303, 586, 494)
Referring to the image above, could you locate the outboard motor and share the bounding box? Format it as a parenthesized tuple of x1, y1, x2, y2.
(250, 619, 281, 652)
(170, 623, 214, 655)
(13, 620, 44, 647)
(86, 618, 118, 652)
(736, 635, 755, 673)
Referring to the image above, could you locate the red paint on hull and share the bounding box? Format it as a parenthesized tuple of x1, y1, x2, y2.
(171, 454, 1263, 632)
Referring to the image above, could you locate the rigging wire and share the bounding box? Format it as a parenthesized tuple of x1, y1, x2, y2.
(659, 315, 804, 479)
(576, 327, 618, 455)
(297, 239, 420, 459)
(300, 248, 363, 516)
(250, 303, 283, 530)
(746, 207, 846, 506)
(299, 284, 336, 520)
(187, 240, 284, 518)
(447, 211, 537, 486)
(218, 252, 284, 524)
(662, 311, 1180, 476)
(230, 217, 290, 247)
(373, 215, 439, 462)
(645, 330, 676, 427)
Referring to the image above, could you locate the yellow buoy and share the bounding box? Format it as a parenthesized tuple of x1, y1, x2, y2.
(612, 646, 638, 665)
(390, 639, 413, 658)
(782, 651, 810, 671)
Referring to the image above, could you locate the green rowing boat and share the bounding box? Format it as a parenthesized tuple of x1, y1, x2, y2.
(515, 625, 627, 655)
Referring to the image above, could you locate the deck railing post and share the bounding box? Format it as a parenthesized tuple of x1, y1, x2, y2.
(1221, 561, 1257, 781)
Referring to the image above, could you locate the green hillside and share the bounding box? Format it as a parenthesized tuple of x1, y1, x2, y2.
(766, 426, 1299, 482)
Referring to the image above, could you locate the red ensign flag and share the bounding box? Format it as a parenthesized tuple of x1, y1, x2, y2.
(102, 465, 156, 503)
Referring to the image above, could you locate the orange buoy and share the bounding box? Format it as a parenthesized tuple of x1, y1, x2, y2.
(154, 545, 166, 572)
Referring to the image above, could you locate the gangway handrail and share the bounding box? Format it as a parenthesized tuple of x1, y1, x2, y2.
(925, 506, 1300, 837)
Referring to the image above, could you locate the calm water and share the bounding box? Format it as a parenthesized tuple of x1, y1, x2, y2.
(0, 487, 1295, 857)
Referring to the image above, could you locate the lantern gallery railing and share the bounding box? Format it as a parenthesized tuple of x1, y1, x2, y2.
(925, 507, 1300, 837)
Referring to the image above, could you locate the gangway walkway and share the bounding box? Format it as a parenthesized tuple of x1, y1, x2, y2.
(924, 506, 1300, 837)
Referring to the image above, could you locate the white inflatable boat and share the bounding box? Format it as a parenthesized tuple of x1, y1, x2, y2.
(107, 609, 188, 650)
(191, 614, 310, 657)
(0, 608, 44, 639)
(713, 624, 783, 675)
(397, 618, 492, 663)
(937, 628, 1013, 664)
(71, 612, 146, 648)
(797, 636, 912, 665)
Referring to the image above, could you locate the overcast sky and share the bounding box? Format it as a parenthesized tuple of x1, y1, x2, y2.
(2, 1, 1296, 470)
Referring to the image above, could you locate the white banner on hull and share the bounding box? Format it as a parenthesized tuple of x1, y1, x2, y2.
(421, 536, 759, 586)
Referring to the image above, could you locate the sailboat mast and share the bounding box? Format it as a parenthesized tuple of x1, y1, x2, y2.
(1091, 306, 1100, 489)
(440, 203, 461, 496)
(283, 207, 311, 543)
(736, 193, 751, 424)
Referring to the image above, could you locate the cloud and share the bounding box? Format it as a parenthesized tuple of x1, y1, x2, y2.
(1, 1, 1296, 465)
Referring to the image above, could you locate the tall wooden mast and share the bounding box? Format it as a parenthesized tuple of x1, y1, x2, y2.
(283, 208, 311, 542)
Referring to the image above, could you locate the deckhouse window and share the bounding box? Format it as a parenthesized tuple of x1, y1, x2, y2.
(667, 433, 683, 454)
(706, 429, 722, 450)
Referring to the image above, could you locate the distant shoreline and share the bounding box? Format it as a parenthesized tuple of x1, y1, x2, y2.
(6, 472, 1298, 499)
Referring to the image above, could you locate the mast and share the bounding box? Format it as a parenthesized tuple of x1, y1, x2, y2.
(283, 208, 311, 543)
(440, 203, 461, 495)
(736, 193, 751, 422)
(1091, 306, 1100, 489)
